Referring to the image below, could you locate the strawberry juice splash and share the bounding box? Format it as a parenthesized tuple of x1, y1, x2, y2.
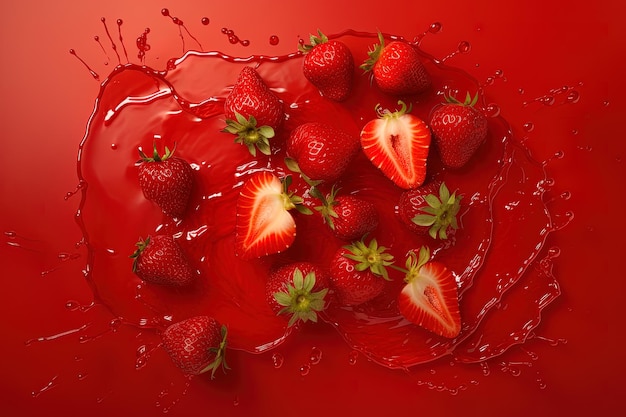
(29, 11, 573, 410)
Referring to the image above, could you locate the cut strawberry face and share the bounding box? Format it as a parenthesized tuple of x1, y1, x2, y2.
(360, 101, 431, 189)
(397, 247, 461, 338)
(236, 172, 309, 260)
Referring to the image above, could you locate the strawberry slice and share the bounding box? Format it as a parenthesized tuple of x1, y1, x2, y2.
(397, 246, 461, 338)
(360, 101, 431, 189)
(236, 172, 310, 259)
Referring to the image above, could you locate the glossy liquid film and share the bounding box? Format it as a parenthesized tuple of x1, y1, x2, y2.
(74, 29, 561, 370)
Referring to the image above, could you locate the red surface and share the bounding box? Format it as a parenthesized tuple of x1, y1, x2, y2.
(1, 1, 624, 416)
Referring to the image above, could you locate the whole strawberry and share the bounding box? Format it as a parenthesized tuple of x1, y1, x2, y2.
(286, 122, 360, 184)
(329, 237, 393, 306)
(266, 262, 330, 327)
(161, 316, 229, 377)
(312, 186, 379, 241)
(430, 92, 489, 169)
(138, 143, 193, 219)
(130, 235, 196, 286)
(397, 181, 462, 239)
(300, 30, 354, 101)
(360, 32, 431, 96)
(223, 66, 284, 155)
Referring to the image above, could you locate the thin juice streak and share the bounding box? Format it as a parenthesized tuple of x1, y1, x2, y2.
(100, 17, 121, 65)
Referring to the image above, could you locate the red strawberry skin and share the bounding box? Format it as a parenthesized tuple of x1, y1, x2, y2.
(329, 247, 385, 306)
(224, 66, 284, 130)
(328, 196, 379, 241)
(235, 172, 296, 260)
(372, 41, 431, 95)
(398, 258, 461, 338)
(287, 122, 360, 183)
(397, 181, 441, 235)
(360, 104, 431, 189)
(161, 316, 226, 376)
(265, 262, 331, 313)
(138, 154, 193, 219)
(302, 39, 354, 101)
(430, 103, 488, 169)
(131, 235, 195, 286)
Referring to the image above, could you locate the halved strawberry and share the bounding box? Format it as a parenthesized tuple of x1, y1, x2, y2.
(235, 172, 311, 260)
(397, 246, 461, 338)
(360, 101, 431, 189)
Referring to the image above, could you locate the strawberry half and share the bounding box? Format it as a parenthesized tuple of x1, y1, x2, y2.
(266, 262, 330, 327)
(130, 235, 196, 286)
(360, 101, 431, 189)
(235, 172, 311, 260)
(138, 142, 193, 219)
(397, 246, 461, 338)
(161, 316, 229, 378)
(300, 29, 354, 101)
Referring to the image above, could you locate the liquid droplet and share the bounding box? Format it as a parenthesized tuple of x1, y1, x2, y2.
(201, 17, 210, 25)
(457, 41, 471, 54)
(299, 363, 311, 376)
(348, 350, 359, 365)
(269, 35, 280, 46)
(485, 103, 501, 118)
(309, 347, 322, 365)
(566, 90, 580, 103)
(523, 122, 535, 132)
(429, 22, 443, 34)
(271, 352, 284, 369)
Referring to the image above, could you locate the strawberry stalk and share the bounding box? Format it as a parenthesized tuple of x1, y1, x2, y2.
(138, 142, 176, 162)
(222, 111, 275, 157)
(273, 267, 329, 327)
(411, 182, 462, 239)
(310, 185, 340, 230)
(342, 236, 394, 280)
(298, 29, 329, 53)
(201, 324, 230, 380)
(281, 175, 313, 215)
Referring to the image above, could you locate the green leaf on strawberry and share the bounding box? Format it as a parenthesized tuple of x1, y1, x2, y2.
(411, 182, 462, 239)
(273, 267, 329, 327)
(222, 111, 275, 157)
(342, 236, 394, 281)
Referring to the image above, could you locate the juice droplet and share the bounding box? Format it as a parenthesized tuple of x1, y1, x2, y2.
(269, 35, 280, 46)
(221, 27, 249, 47)
(457, 40, 471, 54)
(136, 28, 151, 63)
(161, 8, 170, 16)
(348, 350, 359, 365)
(309, 347, 322, 365)
(429, 22, 443, 34)
(69, 49, 100, 81)
(523, 122, 535, 132)
(271, 352, 284, 368)
(299, 363, 311, 376)
(201, 17, 210, 25)
(110, 143, 118, 150)
(485, 103, 501, 118)
(566, 90, 580, 103)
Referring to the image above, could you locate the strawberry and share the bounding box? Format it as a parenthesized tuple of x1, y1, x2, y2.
(397, 181, 462, 239)
(329, 237, 393, 306)
(360, 101, 431, 189)
(430, 92, 489, 169)
(223, 66, 284, 155)
(300, 29, 354, 101)
(130, 235, 196, 286)
(286, 122, 360, 184)
(360, 32, 431, 95)
(397, 246, 461, 338)
(235, 172, 311, 260)
(161, 316, 229, 377)
(311, 186, 379, 241)
(137, 142, 193, 219)
(266, 262, 330, 327)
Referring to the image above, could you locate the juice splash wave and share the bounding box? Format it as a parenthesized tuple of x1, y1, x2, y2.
(76, 30, 561, 369)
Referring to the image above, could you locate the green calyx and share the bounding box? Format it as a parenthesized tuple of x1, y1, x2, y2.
(222, 112, 275, 157)
(445, 91, 480, 107)
(360, 30, 386, 72)
(138, 142, 176, 162)
(374, 100, 412, 120)
(298, 29, 329, 53)
(129, 236, 150, 273)
(199, 324, 231, 380)
(342, 236, 394, 281)
(284, 157, 323, 187)
(402, 246, 430, 284)
(280, 175, 313, 215)
(273, 268, 329, 327)
(311, 185, 340, 231)
(411, 182, 462, 240)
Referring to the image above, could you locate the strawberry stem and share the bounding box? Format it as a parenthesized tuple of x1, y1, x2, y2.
(273, 268, 329, 327)
(342, 236, 394, 280)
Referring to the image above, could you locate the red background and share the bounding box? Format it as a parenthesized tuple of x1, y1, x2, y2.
(1, 0, 624, 416)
